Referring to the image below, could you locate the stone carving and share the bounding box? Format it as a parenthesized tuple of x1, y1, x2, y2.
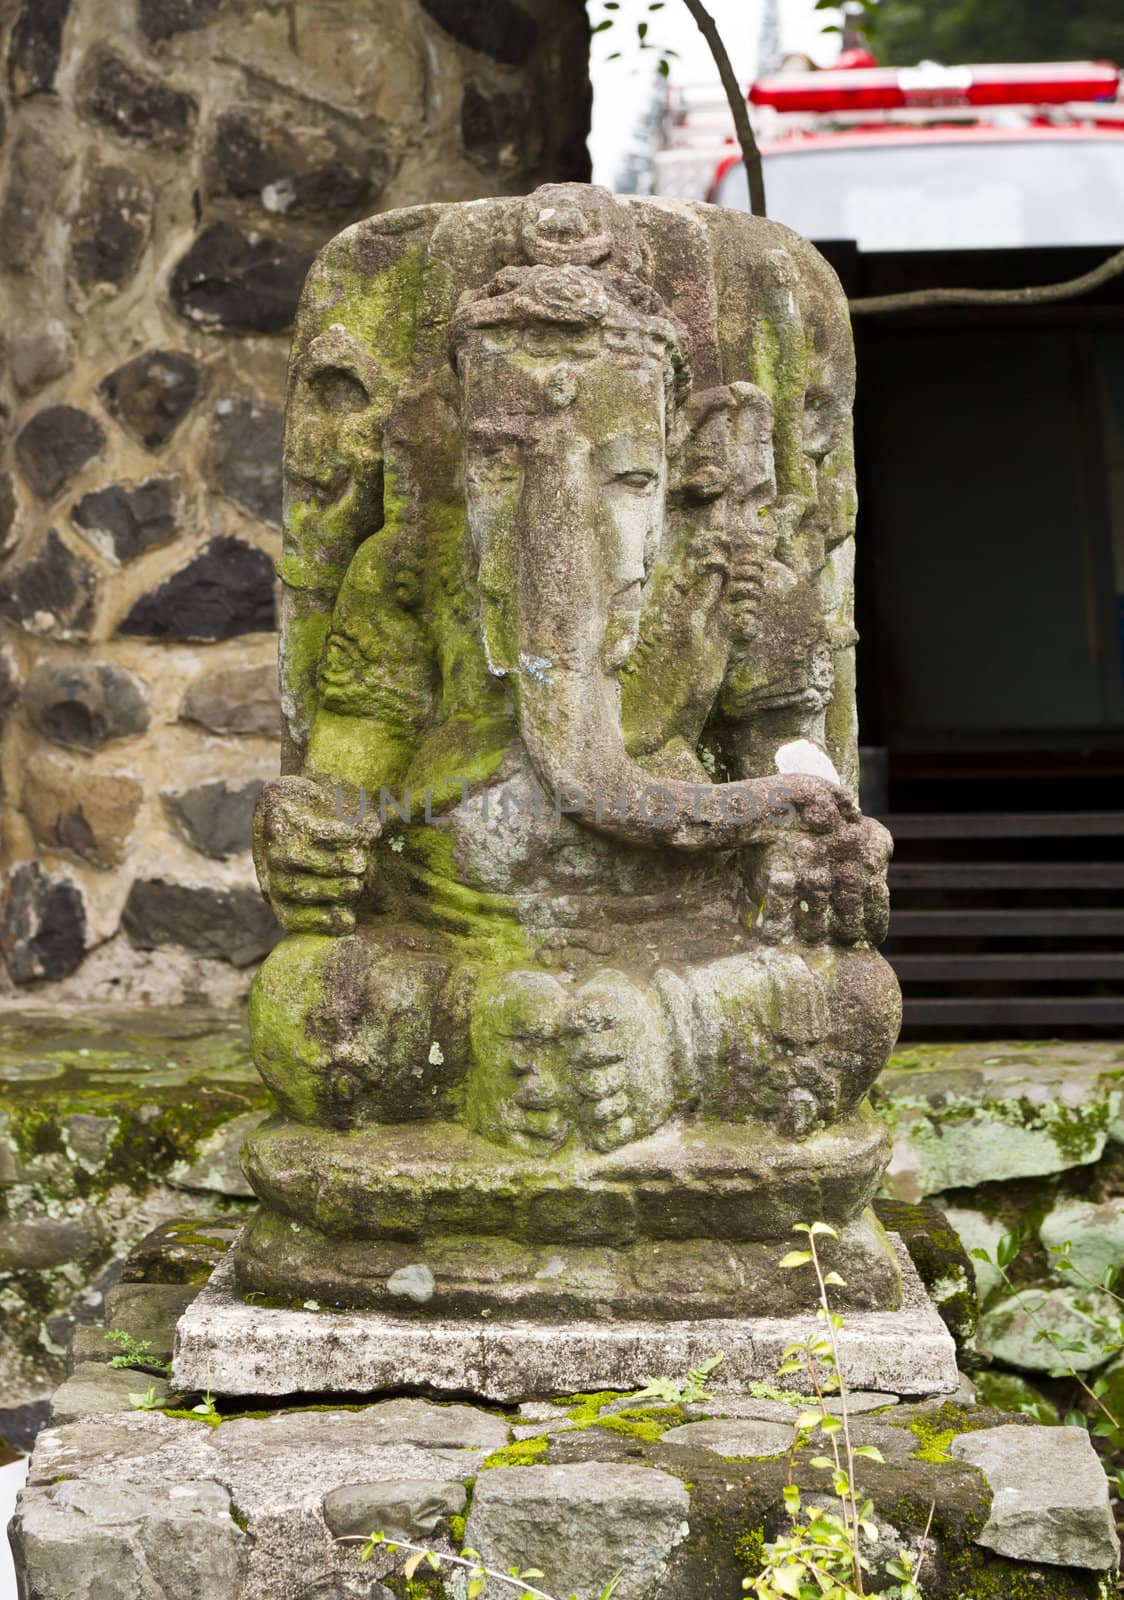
(238, 184, 902, 1321)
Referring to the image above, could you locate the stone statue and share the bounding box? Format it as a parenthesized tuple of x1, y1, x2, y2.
(237, 184, 902, 1322)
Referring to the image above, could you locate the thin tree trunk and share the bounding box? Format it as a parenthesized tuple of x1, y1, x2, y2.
(681, 0, 767, 216)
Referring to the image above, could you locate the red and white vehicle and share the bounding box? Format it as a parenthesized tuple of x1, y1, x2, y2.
(654, 58, 1124, 251)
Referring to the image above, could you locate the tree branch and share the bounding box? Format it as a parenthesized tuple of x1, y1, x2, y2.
(680, 0, 767, 217)
(849, 244, 1124, 315)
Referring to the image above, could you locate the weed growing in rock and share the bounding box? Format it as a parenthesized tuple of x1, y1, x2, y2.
(106, 1328, 170, 1377)
(747, 1222, 930, 1600)
(631, 1351, 726, 1405)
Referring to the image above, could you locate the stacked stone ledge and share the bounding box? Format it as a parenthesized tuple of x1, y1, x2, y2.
(0, 0, 592, 1005)
(11, 1218, 1121, 1600)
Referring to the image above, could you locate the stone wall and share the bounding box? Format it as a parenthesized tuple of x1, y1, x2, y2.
(876, 1039, 1124, 1416)
(0, 0, 591, 1004)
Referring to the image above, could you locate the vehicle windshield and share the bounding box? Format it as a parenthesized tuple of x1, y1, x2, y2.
(714, 138, 1124, 250)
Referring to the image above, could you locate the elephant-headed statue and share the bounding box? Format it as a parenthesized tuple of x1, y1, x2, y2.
(237, 184, 902, 1321)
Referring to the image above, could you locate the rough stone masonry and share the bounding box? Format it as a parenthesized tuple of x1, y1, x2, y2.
(0, 0, 591, 1007)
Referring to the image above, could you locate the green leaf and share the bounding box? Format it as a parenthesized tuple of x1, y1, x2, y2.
(997, 1229, 1021, 1269)
(592, 18, 613, 31)
(810, 1455, 834, 1469)
(808, 1222, 838, 1238)
(657, 57, 670, 76)
(822, 1272, 847, 1288)
(795, 1411, 824, 1432)
(853, 1445, 885, 1463)
(969, 1248, 992, 1264)
(779, 1251, 813, 1269)
(637, 20, 648, 39)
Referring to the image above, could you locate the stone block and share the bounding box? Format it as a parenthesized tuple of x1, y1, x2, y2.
(116, 536, 276, 641)
(0, 862, 86, 983)
(979, 1284, 1118, 1374)
(180, 662, 279, 736)
(14, 408, 105, 502)
(63, 1113, 120, 1171)
(10, 321, 74, 396)
(122, 878, 280, 965)
(49, 1363, 170, 1426)
(97, 349, 203, 450)
(1040, 1196, 1124, 1288)
(0, 128, 73, 271)
(23, 660, 150, 749)
(77, 47, 198, 148)
(877, 1048, 1120, 1200)
(7, 0, 70, 96)
(419, 0, 538, 64)
(0, 1218, 95, 1272)
(103, 1283, 202, 1365)
(167, 1109, 265, 1196)
(71, 475, 180, 562)
(873, 1197, 978, 1352)
(171, 1238, 958, 1400)
(465, 1463, 689, 1600)
(951, 1423, 1119, 1569)
(660, 1418, 793, 1458)
(169, 222, 315, 333)
(939, 1205, 1006, 1303)
(23, 752, 143, 868)
(119, 1218, 242, 1286)
(163, 778, 264, 859)
(137, 0, 225, 44)
(208, 393, 284, 522)
(322, 1478, 467, 1541)
(68, 162, 153, 294)
(0, 528, 96, 637)
(9, 1478, 249, 1600)
(205, 108, 383, 215)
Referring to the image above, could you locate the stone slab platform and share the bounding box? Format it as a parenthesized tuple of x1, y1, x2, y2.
(10, 1388, 1118, 1600)
(173, 1233, 958, 1401)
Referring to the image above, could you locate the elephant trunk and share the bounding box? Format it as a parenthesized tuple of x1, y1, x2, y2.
(507, 443, 842, 853)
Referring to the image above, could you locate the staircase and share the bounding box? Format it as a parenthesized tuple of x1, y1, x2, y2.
(882, 811, 1124, 1033)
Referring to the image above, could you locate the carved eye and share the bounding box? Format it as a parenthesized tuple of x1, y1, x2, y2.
(309, 366, 369, 414)
(616, 469, 657, 490)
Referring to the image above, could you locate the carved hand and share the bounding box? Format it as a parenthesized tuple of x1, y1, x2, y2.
(747, 778, 891, 947)
(252, 775, 382, 935)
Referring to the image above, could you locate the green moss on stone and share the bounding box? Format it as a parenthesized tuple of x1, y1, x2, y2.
(481, 1434, 549, 1469)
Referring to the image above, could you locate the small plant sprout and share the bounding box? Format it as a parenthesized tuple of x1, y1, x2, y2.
(127, 1383, 164, 1412)
(336, 1530, 622, 1600)
(106, 1329, 170, 1376)
(746, 1222, 933, 1600)
(190, 1366, 219, 1421)
(631, 1351, 725, 1405)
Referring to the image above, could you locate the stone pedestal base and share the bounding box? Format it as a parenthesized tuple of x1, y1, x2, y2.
(172, 1234, 958, 1401)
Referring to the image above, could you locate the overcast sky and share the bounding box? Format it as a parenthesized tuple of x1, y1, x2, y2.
(587, 0, 844, 184)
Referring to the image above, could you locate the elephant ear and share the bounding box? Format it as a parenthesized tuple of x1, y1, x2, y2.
(277, 207, 445, 770)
